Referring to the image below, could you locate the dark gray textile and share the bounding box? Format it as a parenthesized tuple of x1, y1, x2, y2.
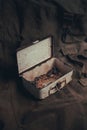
(0, 1, 87, 130)
(0, 0, 87, 68)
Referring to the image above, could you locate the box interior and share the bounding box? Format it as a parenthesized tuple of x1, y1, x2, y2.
(23, 58, 72, 82)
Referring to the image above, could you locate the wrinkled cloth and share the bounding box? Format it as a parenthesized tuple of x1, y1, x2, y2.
(0, 79, 87, 130)
(52, 0, 85, 14)
(61, 44, 78, 56)
(0, 1, 87, 130)
(0, 0, 87, 67)
(79, 78, 87, 87)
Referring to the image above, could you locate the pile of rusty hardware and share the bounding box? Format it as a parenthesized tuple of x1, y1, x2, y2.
(33, 67, 62, 89)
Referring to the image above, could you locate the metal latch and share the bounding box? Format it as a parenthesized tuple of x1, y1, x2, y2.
(49, 79, 66, 95)
(33, 40, 39, 44)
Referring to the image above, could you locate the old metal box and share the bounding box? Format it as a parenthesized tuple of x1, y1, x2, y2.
(17, 36, 73, 99)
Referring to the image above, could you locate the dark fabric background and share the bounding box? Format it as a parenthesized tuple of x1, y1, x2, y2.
(0, 0, 87, 130)
(0, 0, 87, 70)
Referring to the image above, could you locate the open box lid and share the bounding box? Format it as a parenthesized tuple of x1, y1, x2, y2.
(17, 36, 53, 74)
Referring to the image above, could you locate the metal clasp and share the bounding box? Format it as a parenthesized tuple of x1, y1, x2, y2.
(49, 79, 66, 95)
